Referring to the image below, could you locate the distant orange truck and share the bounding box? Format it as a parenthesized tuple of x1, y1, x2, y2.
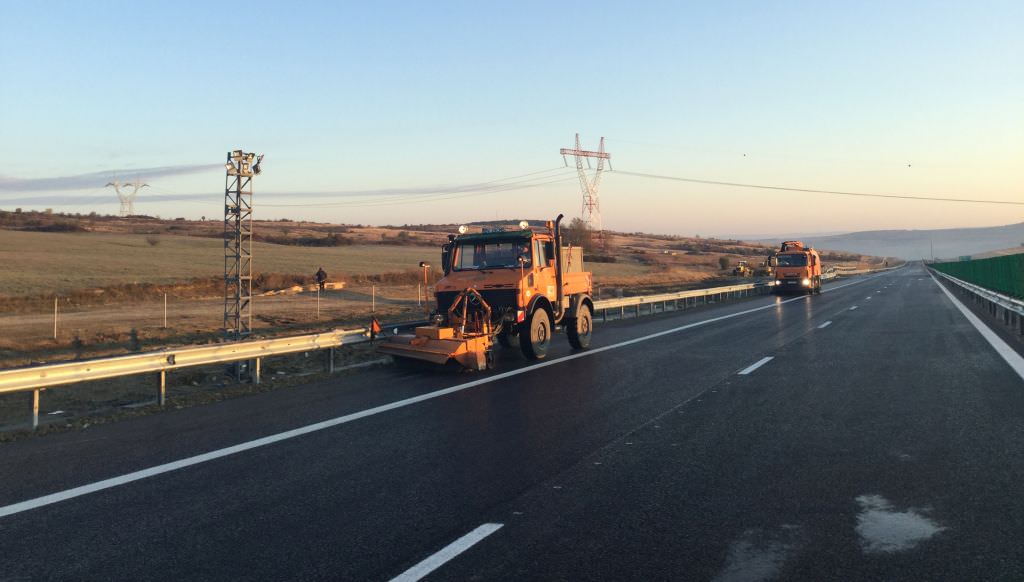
(771, 241, 823, 294)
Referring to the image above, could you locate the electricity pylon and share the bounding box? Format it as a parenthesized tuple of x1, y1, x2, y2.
(105, 178, 149, 216)
(559, 133, 612, 237)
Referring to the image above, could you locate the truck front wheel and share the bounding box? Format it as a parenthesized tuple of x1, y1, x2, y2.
(520, 308, 552, 360)
(567, 305, 593, 350)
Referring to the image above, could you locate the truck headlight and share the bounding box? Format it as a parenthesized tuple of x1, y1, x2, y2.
(802, 278, 811, 286)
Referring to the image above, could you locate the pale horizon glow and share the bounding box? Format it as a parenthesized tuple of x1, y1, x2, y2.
(1, 1, 1020, 238)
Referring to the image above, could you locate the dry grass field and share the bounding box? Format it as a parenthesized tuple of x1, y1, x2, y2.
(0, 231, 734, 303)
(0, 229, 436, 296)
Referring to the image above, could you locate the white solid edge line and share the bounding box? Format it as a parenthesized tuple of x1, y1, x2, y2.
(738, 356, 774, 375)
(930, 272, 1024, 381)
(818, 320, 833, 329)
(0, 272, 889, 520)
(390, 523, 503, 582)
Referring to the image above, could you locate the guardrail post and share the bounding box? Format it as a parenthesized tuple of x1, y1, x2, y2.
(32, 389, 40, 430)
(253, 357, 261, 385)
(327, 347, 335, 373)
(158, 370, 167, 406)
(601, 309, 607, 323)
(620, 306, 624, 319)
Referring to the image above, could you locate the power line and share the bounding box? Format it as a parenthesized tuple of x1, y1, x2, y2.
(260, 170, 575, 208)
(614, 170, 1024, 207)
(261, 177, 577, 208)
(136, 167, 573, 209)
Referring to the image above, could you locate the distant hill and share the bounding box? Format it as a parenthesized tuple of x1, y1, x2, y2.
(972, 246, 1024, 260)
(756, 222, 1024, 260)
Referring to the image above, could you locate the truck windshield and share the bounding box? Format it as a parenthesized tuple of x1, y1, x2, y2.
(776, 254, 808, 267)
(453, 239, 531, 270)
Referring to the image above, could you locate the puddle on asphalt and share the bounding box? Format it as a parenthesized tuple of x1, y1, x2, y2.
(855, 494, 946, 554)
(714, 526, 801, 582)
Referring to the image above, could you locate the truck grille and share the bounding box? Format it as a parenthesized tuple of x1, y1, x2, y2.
(436, 289, 519, 315)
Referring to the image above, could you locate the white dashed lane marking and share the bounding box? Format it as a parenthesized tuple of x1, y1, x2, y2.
(738, 356, 774, 375)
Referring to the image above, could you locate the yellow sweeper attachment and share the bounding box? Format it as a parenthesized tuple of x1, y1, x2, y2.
(379, 288, 496, 371)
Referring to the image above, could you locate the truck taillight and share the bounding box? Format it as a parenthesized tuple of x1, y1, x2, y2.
(516, 310, 525, 323)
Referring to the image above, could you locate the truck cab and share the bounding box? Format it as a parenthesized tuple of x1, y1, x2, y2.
(771, 241, 823, 294)
(438, 227, 591, 330)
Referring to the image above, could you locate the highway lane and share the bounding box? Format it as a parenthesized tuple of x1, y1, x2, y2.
(442, 265, 1024, 581)
(1, 265, 1021, 580)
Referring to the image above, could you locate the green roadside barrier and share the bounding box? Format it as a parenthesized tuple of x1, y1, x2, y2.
(932, 254, 1024, 299)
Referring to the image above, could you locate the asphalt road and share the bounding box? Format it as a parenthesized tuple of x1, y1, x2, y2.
(1, 264, 1022, 581)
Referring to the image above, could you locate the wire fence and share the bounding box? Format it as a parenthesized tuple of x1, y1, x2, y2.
(0, 285, 428, 363)
(931, 254, 1024, 299)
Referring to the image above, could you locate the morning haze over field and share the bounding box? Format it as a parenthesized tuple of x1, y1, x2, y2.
(0, 2, 1020, 240)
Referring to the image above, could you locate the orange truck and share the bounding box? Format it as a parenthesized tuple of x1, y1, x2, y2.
(379, 214, 594, 370)
(771, 241, 823, 294)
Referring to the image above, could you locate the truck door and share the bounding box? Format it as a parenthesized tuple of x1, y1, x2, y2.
(535, 239, 556, 299)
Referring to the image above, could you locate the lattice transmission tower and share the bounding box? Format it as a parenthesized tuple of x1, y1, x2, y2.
(223, 149, 263, 340)
(559, 133, 612, 236)
(105, 178, 149, 216)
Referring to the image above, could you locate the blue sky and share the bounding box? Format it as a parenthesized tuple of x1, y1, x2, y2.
(1, 1, 1020, 236)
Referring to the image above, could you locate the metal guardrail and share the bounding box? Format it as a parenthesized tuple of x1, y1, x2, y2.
(1, 328, 377, 430)
(0, 328, 372, 396)
(931, 268, 1024, 333)
(592, 281, 773, 320)
(0, 278, 802, 430)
